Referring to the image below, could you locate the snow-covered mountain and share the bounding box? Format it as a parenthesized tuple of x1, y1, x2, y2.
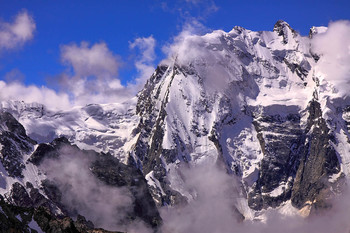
(0, 20, 349, 232)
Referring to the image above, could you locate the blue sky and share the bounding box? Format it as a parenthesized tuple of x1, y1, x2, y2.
(0, 0, 349, 89)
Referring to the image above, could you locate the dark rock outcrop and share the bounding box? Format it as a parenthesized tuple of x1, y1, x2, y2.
(248, 105, 304, 210)
(8, 182, 33, 208)
(273, 20, 297, 44)
(0, 111, 36, 177)
(291, 100, 340, 209)
(29, 137, 72, 165)
(28, 137, 162, 229)
(0, 111, 160, 232)
(90, 153, 162, 228)
(0, 194, 121, 233)
(247, 100, 341, 211)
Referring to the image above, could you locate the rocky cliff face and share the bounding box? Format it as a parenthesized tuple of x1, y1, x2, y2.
(0, 112, 36, 178)
(291, 100, 341, 212)
(128, 20, 345, 217)
(0, 20, 349, 231)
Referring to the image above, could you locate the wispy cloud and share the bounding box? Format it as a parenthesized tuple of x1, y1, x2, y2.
(161, 162, 242, 233)
(312, 20, 350, 98)
(161, 19, 209, 62)
(160, 161, 350, 233)
(0, 10, 72, 110)
(4, 68, 25, 83)
(0, 9, 161, 110)
(129, 35, 156, 89)
(0, 37, 158, 110)
(57, 41, 132, 106)
(158, 0, 218, 23)
(41, 146, 153, 232)
(0, 10, 36, 50)
(61, 42, 119, 78)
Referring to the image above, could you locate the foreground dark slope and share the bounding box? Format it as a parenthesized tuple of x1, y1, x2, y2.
(0, 112, 160, 232)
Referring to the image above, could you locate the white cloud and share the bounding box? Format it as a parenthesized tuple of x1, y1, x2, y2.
(0, 10, 36, 50)
(161, 162, 242, 233)
(161, 19, 209, 61)
(129, 36, 156, 88)
(0, 38, 158, 110)
(161, 19, 243, 94)
(61, 42, 119, 78)
(58, 41, 133, 106)
(0, 80, 71, 110)
(161, 161, 350, 233)
(312, 20, 350, 97)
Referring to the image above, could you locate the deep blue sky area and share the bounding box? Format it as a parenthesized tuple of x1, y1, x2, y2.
(0, 0, 349, 87)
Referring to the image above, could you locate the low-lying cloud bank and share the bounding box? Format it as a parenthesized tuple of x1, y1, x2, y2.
(41, 146, 152, 233)
(159, 162, 350, 233)
(160, 162, 242, 233)
(39, 150, 350, 233)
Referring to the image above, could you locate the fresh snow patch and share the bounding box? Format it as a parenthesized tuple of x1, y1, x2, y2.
(145, 171, 165, 195)
(84, 117, 107, 131)
(16, 214, 22, 221)
(266, 185, 285, 197)
(28, 219, 44, 233)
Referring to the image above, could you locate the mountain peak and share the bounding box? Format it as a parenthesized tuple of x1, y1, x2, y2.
(274, 20, 298, 44)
